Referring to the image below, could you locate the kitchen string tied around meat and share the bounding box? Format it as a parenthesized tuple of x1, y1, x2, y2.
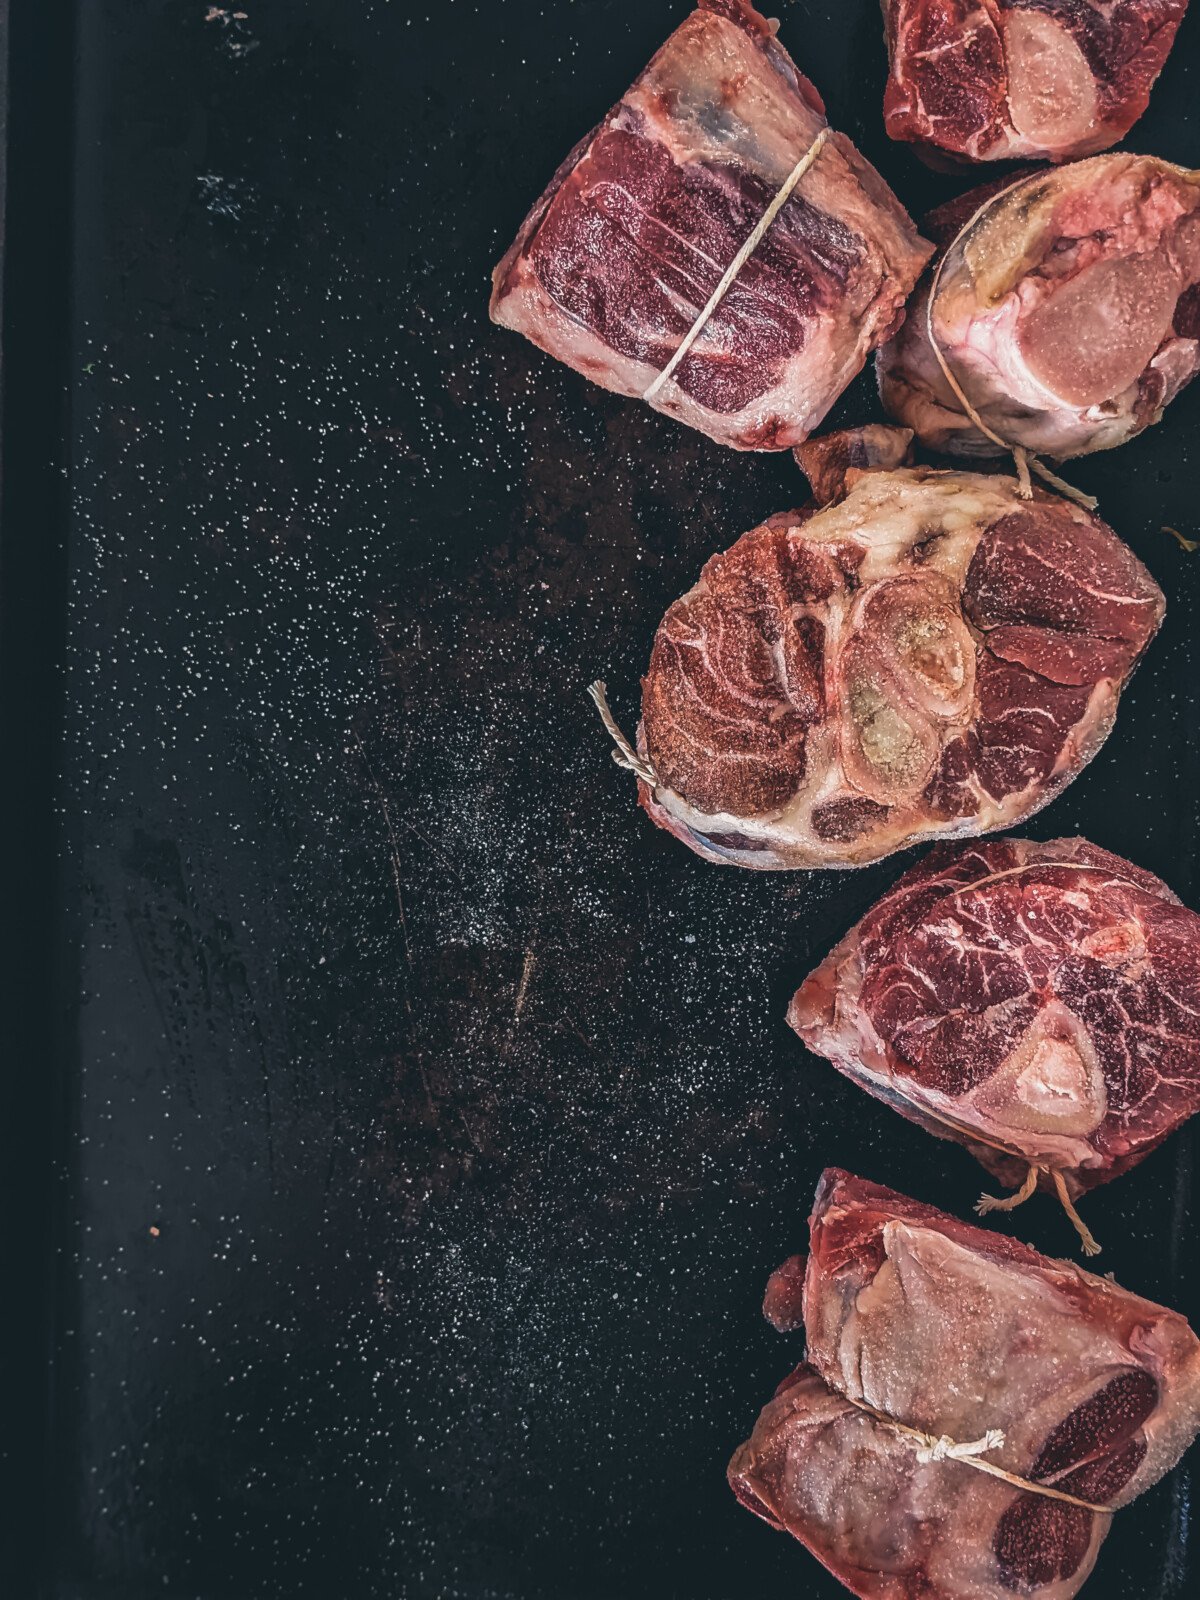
(905, 1093, 1103, 1256)
(587, 681, 658, 787)
(923, 182, 1099, 514)
(846, 1397, 1116, 1514)
(643, 127, 831, 403)
(977, 1162, 1102, 1257)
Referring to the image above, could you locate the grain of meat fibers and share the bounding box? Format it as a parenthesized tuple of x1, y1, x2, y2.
(605, 426, 1163, 870)
(729, 1170, 1200, 1600)
(878, 155, 1200, 463)
(789, 838, 1200, 1252)
(882, 0, 1188, 163)
(489, 0, 931, 451)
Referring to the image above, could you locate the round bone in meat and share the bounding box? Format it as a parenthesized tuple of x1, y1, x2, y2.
(1001, 10, 1097, 156)
(881, 0, 1188, 164)
(598, 429, 1165, 870)
(877, 155, 1200, 463)
(1018, 253, 1181, 409)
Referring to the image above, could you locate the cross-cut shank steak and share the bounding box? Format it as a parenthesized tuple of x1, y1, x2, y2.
(789, 839, 1200, 1236)
(619, 430, 1164, 869)
(729, 1169, 1200, 1600)
(490, 0, 931, 451)
(878, 156, 1200, 462)
(882, 0, 1189, 164)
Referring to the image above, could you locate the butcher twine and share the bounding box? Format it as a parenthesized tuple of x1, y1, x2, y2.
(844, 1396, 1116, 1515)
(912, 1097, 1103, 1257)
(923, 181, 1099, 513)
(978, 1163, 1103, 1258)
(643, 127, 831, 403)
(587, 681, 657, 787)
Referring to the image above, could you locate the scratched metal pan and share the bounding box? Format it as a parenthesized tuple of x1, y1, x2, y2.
(9, 0, 1200, 1596)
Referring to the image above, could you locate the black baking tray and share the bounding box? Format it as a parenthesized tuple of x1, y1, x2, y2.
(3, 1, 1199, 1596)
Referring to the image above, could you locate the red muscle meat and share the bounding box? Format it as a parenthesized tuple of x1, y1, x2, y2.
(728, 1170, 1200, 1600)
(882, 0, 1189, 163)
(789, 839, 1200, 1249)
(490, 0, 931, 451)
(603, 428, 1164, 869)
(878, 156, 1200, 463)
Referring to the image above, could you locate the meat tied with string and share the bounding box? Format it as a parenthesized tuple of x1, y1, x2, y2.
(607, 427, 1163, 869)
(729, 1170, 1200, 1600)
(878, 156, 1200, 466)
(789, 839, 1200, 1255)
(882, 0, 1189, 164)
(489, 0, 931, 451)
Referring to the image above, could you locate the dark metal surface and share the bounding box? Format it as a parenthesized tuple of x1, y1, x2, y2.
(11, 1, 1200, 1595)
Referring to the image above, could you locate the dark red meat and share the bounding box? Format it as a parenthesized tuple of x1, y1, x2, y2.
(789, 839, 1200, 1243)
(619, 434, 1164, 869)
(728, 1170, 1200, 1600)
(882, 0, 1189, 163)
(491, 0, 931, 450)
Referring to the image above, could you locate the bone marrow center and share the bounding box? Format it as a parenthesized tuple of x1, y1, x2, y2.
(895, 611, 966, 697)
(1016, 1036, 1092, 1112)
(975, 1004, 1106, 1139)
(850, 683, 921, 774)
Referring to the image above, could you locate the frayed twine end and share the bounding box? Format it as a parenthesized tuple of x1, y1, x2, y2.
(1015, 447, 1099, 512)
(915, 1427, 1007, 1465)
(975, 1161, 1101, 1256)
(587, 681, 657, 788)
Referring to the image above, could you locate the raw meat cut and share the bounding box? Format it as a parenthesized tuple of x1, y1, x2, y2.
(878, 156, 1200, 464)
(728, 1169, 1200, 1600)
(597, 428, 1164, 869)
(792, 421, 915, 503)
(882, 0, 1189, 164)
(490, 0, 931, 451)
(789, 838, 1200, 1251)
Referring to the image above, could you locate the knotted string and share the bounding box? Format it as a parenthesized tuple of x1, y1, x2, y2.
(587, 681, 657, 787)
(975, 1162, 1040, 1216)
(845, 1396, 1114, 1514)
(922, 182, 1098, 513)
(644, 127, 831, 403)
(893, 1093, 1102, 1257)
(977, 1162, 1102, 1257)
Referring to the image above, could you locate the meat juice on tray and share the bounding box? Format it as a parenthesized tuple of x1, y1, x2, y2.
(598, 428, 1163, 869)
(491, 0, 932, 449)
